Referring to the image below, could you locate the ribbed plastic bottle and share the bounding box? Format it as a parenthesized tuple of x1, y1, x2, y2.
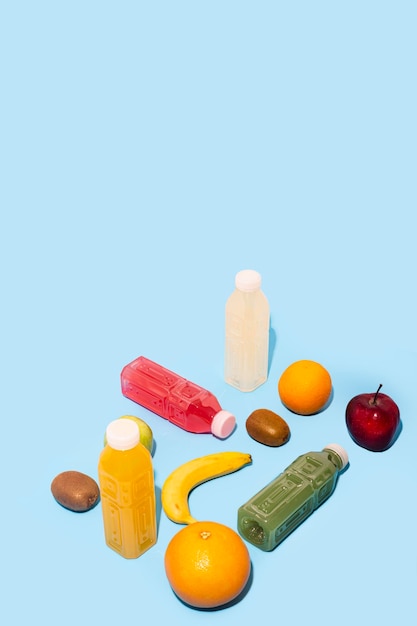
(121, 356, 236, 439)
(237, 444, 349, 551)
(98, 418, 157, 559)
(224, 269, 270, 392)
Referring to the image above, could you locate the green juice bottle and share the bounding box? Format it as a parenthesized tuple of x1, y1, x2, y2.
(237, 444, 348, 551)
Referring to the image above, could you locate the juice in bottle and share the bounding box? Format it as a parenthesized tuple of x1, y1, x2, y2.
(121, 356, 236, 439)
(98, 418, 157, 559)
(224, 269, 270, 392)
(237, 444, 348, 551)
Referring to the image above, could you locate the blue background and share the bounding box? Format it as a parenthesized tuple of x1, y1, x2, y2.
(1, 2, 416, 624)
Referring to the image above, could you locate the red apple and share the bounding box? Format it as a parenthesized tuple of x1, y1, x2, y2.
(345, 384, 400, 451)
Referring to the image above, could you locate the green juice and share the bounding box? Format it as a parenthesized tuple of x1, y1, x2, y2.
(237, 444, 348, 551)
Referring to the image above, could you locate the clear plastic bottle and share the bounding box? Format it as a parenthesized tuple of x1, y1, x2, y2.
(224, 269, 270, 392)
(237, 444, 349, 551)
(121, 356, 236, 438)
(98, 418, 157, 559)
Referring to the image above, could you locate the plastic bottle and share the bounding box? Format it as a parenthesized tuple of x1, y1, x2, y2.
(237, 443, 349, 551)
(121, 356, 236, 439)
(98, 418, 157, 559)
(224, 269, 270, 392)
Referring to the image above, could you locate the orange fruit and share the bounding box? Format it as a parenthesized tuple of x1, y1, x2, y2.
(164, 520, 251, 609)
(278, 359, 332, 415)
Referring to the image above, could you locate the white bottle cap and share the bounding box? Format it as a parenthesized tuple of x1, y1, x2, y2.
(235, 269, 262, 292)
(211, 410, 236, 439)
(106, 418, 140, 450)
(324, 443, 349, 469)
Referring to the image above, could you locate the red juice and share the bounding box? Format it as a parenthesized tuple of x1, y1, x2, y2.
(121, 356, 236, 439)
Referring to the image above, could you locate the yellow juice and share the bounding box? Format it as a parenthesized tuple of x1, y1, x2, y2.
(98, 419, 157, 559)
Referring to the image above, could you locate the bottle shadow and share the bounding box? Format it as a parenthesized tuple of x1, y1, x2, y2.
(268, 325, 277, 376)
(155, 484, 163, 534)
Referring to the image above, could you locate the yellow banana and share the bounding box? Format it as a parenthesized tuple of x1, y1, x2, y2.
(161, 451, 252, 525)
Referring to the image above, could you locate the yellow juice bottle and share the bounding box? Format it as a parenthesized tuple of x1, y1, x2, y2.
(98, 418, 157, 559)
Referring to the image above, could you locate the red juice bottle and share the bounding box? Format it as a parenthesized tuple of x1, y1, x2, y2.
(121, 356, 236, 439)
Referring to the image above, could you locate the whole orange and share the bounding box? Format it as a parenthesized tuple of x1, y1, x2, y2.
(278, 359, 332, 415)
(164, 520, 251, 609)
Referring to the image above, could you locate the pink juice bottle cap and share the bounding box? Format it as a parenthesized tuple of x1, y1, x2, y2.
(211, 410, 236, 439)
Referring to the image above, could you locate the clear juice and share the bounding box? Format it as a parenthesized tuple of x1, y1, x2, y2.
(225, 283, 270, 392)
(98, 438, 157, 559)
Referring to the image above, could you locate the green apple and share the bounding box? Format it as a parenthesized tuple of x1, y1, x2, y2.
(104, 415, 154, 454)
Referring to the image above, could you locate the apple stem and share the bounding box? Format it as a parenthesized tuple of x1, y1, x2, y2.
(372, 384, 383, 405)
